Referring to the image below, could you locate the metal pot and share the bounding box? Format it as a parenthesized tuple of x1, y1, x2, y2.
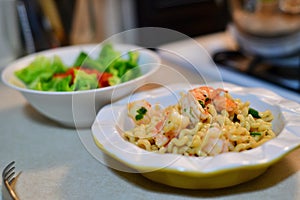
(229, 0, 300, 61)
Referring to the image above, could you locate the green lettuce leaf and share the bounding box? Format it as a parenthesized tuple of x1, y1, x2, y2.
(98, 43, 121, 69)
(72, 69, 98, 90)
(44, 76, 73, 91)
(14, 43, 141, 92)
(15, 55, 68, 88)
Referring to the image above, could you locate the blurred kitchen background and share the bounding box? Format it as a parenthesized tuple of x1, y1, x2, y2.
(0, 0, 230, 61)
(0, 0, 299, 94)
(0, 0, 228, 53)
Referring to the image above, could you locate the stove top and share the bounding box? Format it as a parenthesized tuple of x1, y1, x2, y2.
(212, 50, 300, 93)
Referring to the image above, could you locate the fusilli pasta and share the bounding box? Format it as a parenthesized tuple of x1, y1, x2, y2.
(123, 86, 275, 157)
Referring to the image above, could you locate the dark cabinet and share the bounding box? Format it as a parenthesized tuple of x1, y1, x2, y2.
(134, 0, 230, 37)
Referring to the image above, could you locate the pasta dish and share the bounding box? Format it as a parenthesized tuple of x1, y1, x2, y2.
(123, 86, 275, 156)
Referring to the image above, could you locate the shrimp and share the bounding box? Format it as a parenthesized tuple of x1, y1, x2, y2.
(154, 106, 190, 147)
(128, 100, 152, 125)
(189, 86, 237, 113)
(154, 133, 169, 147)
(200, 124, 229, 156)
(179, 90, 209, 127)
(190, 86, 214, 100)
(128, 100, 190, 147)
(163, 106, 190, 133)
(213, 95, 237, 112)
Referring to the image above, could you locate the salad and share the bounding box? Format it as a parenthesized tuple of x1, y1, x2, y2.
(14, 43, 141, 91)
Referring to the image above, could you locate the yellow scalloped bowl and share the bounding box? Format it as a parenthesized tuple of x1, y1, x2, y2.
(91, 83, 300, 189)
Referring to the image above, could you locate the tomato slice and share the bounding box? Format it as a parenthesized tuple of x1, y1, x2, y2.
(98, 72, 113, 87)
(53, 67, 113, 88)
(77, 68, 113, 87)
(53, 68, 76, 84)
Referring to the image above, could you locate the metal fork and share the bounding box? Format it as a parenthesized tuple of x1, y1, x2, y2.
(2, 161, 20, 200)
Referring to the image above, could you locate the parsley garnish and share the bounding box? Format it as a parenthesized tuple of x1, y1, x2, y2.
(250, 132, 261, 136)
(135, 107, 147, 121)
(248, 108, 261, 118)
(198, 100, 205, 108)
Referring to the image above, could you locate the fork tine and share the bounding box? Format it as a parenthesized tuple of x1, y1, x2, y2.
(2, 161, 19, 200)
(4, 166, 15, 178)
(2, 161, 16, 184)
(2, 161, 15, 177)
(6, 171, 16, 185)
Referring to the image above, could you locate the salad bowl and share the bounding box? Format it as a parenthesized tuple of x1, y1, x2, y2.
(1, 43, 161, 128)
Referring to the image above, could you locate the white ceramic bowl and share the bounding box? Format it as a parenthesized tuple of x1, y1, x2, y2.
(91, 82, 300, 189)
(1, 44, 161, 128)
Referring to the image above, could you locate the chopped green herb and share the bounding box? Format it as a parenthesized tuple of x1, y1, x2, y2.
(205, 97, 210, 102)
(248, 108, 261, 118)
(198, 100, 205, 108)
(135, 114, 143, 121)
(135, 107, 147, 121)
(250, 132, 261, 136)
(137, 107, 147, 115)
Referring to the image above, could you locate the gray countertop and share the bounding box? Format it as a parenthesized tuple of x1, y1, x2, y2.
(1, 32, 300, 200)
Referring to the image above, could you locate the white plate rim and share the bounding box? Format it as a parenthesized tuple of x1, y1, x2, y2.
(91, 82, 300, 174)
